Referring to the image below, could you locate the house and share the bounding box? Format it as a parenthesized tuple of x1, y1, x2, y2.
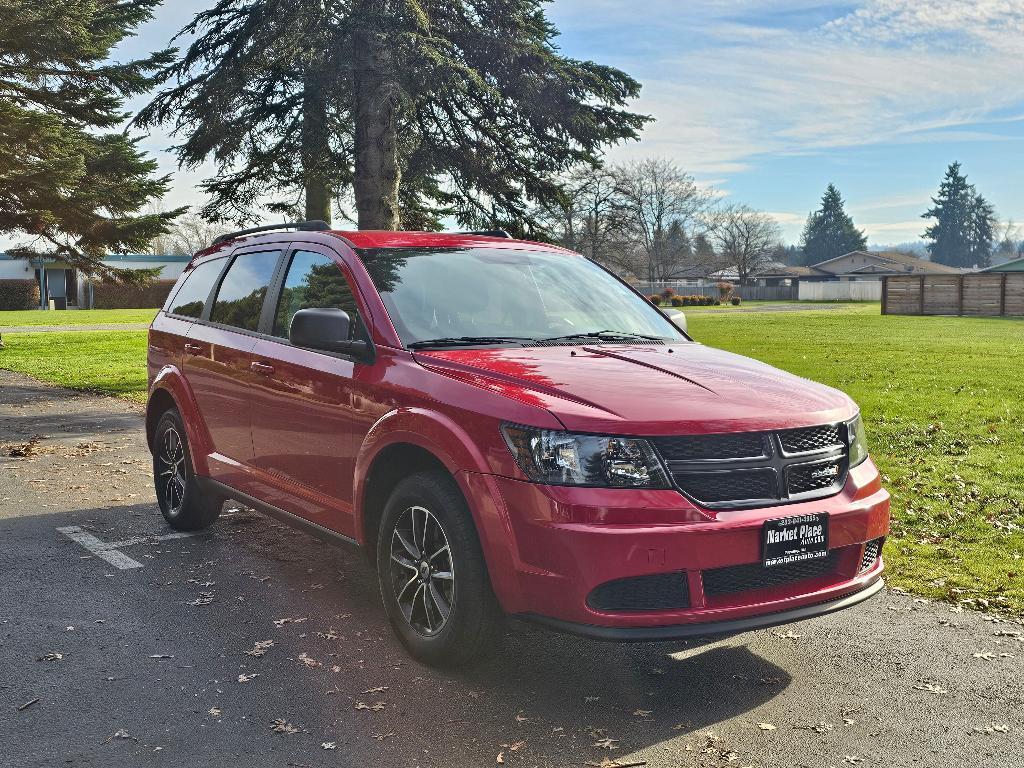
(0, 253, 191, 309)
(756, 250, 963, 286)
(980, 257, 1024, 273)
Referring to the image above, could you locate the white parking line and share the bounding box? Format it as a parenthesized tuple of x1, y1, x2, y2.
(57, 526, 197, 570)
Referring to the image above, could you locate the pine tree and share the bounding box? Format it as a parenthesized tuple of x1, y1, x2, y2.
(0, 0, 180, 280)
(922, 162, 977, 267)
(137, 0, 650, 230)
(967, 192, 996, 269)
(799, 184, 867, 265)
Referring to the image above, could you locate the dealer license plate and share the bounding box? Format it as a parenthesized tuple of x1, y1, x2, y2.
(762, 512, 829, 568)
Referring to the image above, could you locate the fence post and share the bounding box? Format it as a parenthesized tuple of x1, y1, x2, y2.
(1001, 273, 1008, 316)
(919, 276, 925, 315)
(881, 277, 888, 314)
(957, 275, 964, 316)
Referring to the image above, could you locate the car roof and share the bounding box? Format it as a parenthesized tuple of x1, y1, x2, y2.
(188, 229, 575, 265)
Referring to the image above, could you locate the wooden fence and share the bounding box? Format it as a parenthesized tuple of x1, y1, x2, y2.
(882, 274, 1024, 316)
(635, 282, 799, 301)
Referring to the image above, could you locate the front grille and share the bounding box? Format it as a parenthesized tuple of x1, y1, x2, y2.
(787, 460, 845, 495)
(652, 423, 848, 509)
(655, 432, 768, 461)
(587, 572, 690, 612)
(676, 469, 778, 503)
(861, 538, 883, 571)
(703, 551, 839, 597)
(779, 425, 841, 454)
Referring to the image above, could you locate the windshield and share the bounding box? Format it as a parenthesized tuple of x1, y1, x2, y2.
(358, 247, 684, 348)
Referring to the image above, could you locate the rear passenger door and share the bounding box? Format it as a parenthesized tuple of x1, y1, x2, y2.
(248, 245, 370, 537)
(183, 248, 283, 477)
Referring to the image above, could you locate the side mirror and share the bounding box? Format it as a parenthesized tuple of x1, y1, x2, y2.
(289, 308, 371, 358)
(660, 307, 688, 334)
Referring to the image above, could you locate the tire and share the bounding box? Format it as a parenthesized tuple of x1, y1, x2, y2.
(152, 408, 223, 531)
(376, 471, 503, 666)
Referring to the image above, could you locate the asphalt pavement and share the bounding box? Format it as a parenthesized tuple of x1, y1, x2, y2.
(1, 369, 1022, 768)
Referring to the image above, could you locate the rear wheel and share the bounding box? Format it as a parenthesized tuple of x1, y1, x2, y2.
(153, 409, 222, 531)
(376, 471, 502, 666)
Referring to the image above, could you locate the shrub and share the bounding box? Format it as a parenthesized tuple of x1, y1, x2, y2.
(660, 287, 675, 301)
(716, 281, 734, 298)
(671, 296, 683, 307)
(648, 294, 662, 306)
(92, 279, 177, 309)
(0, 279, 41, 310)
(731, 295, 742, 306)
(714, 299, 721, 306)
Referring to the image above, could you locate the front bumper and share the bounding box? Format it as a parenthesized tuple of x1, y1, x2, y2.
(464, 459, 890, 634)
(522, 575, 884, 641)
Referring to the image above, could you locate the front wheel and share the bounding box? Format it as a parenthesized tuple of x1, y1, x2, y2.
(376, 472, 503, 666)
(153, 409, 222, 531)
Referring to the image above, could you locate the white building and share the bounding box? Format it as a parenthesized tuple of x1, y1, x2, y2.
(0, 253, 191, 309)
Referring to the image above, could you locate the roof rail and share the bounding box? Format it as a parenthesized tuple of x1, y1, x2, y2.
(456, 229, 513, 239)
(212, 220, 331, 246)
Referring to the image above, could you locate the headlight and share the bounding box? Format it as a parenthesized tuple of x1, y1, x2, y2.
(501, 424, 671, 488)
(846, 412, 869, 467)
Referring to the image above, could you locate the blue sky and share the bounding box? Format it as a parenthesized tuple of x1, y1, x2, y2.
(120, 0, 1024, 246)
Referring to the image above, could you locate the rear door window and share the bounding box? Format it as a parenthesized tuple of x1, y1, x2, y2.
(209, 251, 281, 332)
(167, 257, 227, 318)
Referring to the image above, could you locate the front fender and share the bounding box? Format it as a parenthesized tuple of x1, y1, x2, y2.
(353, 407, 528, 612)
(147, 366, 214, 476)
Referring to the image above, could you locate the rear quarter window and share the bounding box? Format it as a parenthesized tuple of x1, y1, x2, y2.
(209, 250, 281, 331)
(166, 257, 227, 318)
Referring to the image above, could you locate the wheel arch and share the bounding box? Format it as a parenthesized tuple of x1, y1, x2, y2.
(145, 367, 213, 475)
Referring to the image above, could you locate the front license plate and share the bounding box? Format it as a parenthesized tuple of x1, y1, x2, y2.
(762, 512, 829, 568)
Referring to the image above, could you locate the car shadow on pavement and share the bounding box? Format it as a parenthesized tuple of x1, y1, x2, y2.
(3, 504, 791, 767)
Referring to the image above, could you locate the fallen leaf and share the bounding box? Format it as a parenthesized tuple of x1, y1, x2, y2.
(496, 753, 504, 764)
(973, 651, 997, 661)
(237, 673, 259, 683)
(592, 737, 620, 750)
(297, 653, 321, 668)
(363, 686, 389, 694)
(244, 640, 274, 657)
(633, 709, 653, 717)
(912, 682, 948, 695)
(757, 723, 776, 731)
(36, 652, 63, 662)
(273, 617, 308, 627)
(355, 701, 385, 711)
(149, 654, 173, 659)
(321, 742, 337, 750)
(208, 707, 222, 717)
(774, 630, 802, 640)
(270, 718, 299, 735)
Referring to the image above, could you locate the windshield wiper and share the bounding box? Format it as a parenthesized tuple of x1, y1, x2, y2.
(539, 329, 663, 343)
(408, 336, 536, 349)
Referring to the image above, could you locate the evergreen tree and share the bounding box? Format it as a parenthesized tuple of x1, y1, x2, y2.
(799, 184, 867, 264)
(137, 0, 649, 230)
(967, 192, 996, 268)
(0, 0, 180, 280)
(922, 162, 997, 268)
(922, 163, 972, 266)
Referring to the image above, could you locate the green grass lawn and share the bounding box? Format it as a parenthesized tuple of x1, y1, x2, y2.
(0, 308, 158, 327)
(0, 330, 149, 402)
(2, 305, 1022, 614)
(689, 305, 1024, 614)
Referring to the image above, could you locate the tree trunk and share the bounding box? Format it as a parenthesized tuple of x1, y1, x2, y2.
(352, 13, 401, 231)
(302, 69, 332, 225)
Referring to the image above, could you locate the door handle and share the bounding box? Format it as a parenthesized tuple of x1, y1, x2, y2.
(184, 342, 203, 354)
(250, 361, 276, 376)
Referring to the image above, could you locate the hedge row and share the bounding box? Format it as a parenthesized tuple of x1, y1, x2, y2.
(92, 279, 177, 309)
(0, 279, 41, 310)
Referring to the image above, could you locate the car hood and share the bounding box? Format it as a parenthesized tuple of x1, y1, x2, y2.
(415, 343, 855, 435)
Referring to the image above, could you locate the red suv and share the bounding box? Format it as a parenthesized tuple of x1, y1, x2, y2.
(147, 223, 889, 665)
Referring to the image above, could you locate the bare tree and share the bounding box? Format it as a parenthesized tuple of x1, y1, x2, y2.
(612, 158, 717, 282)
(709, 205, 782, 283)
(145, 211, 224, 255)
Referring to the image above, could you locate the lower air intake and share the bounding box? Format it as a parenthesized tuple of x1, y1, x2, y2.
(587, 572, 691, 612)
(861, 538, 883, 571)
(703, 552, 839, 597)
